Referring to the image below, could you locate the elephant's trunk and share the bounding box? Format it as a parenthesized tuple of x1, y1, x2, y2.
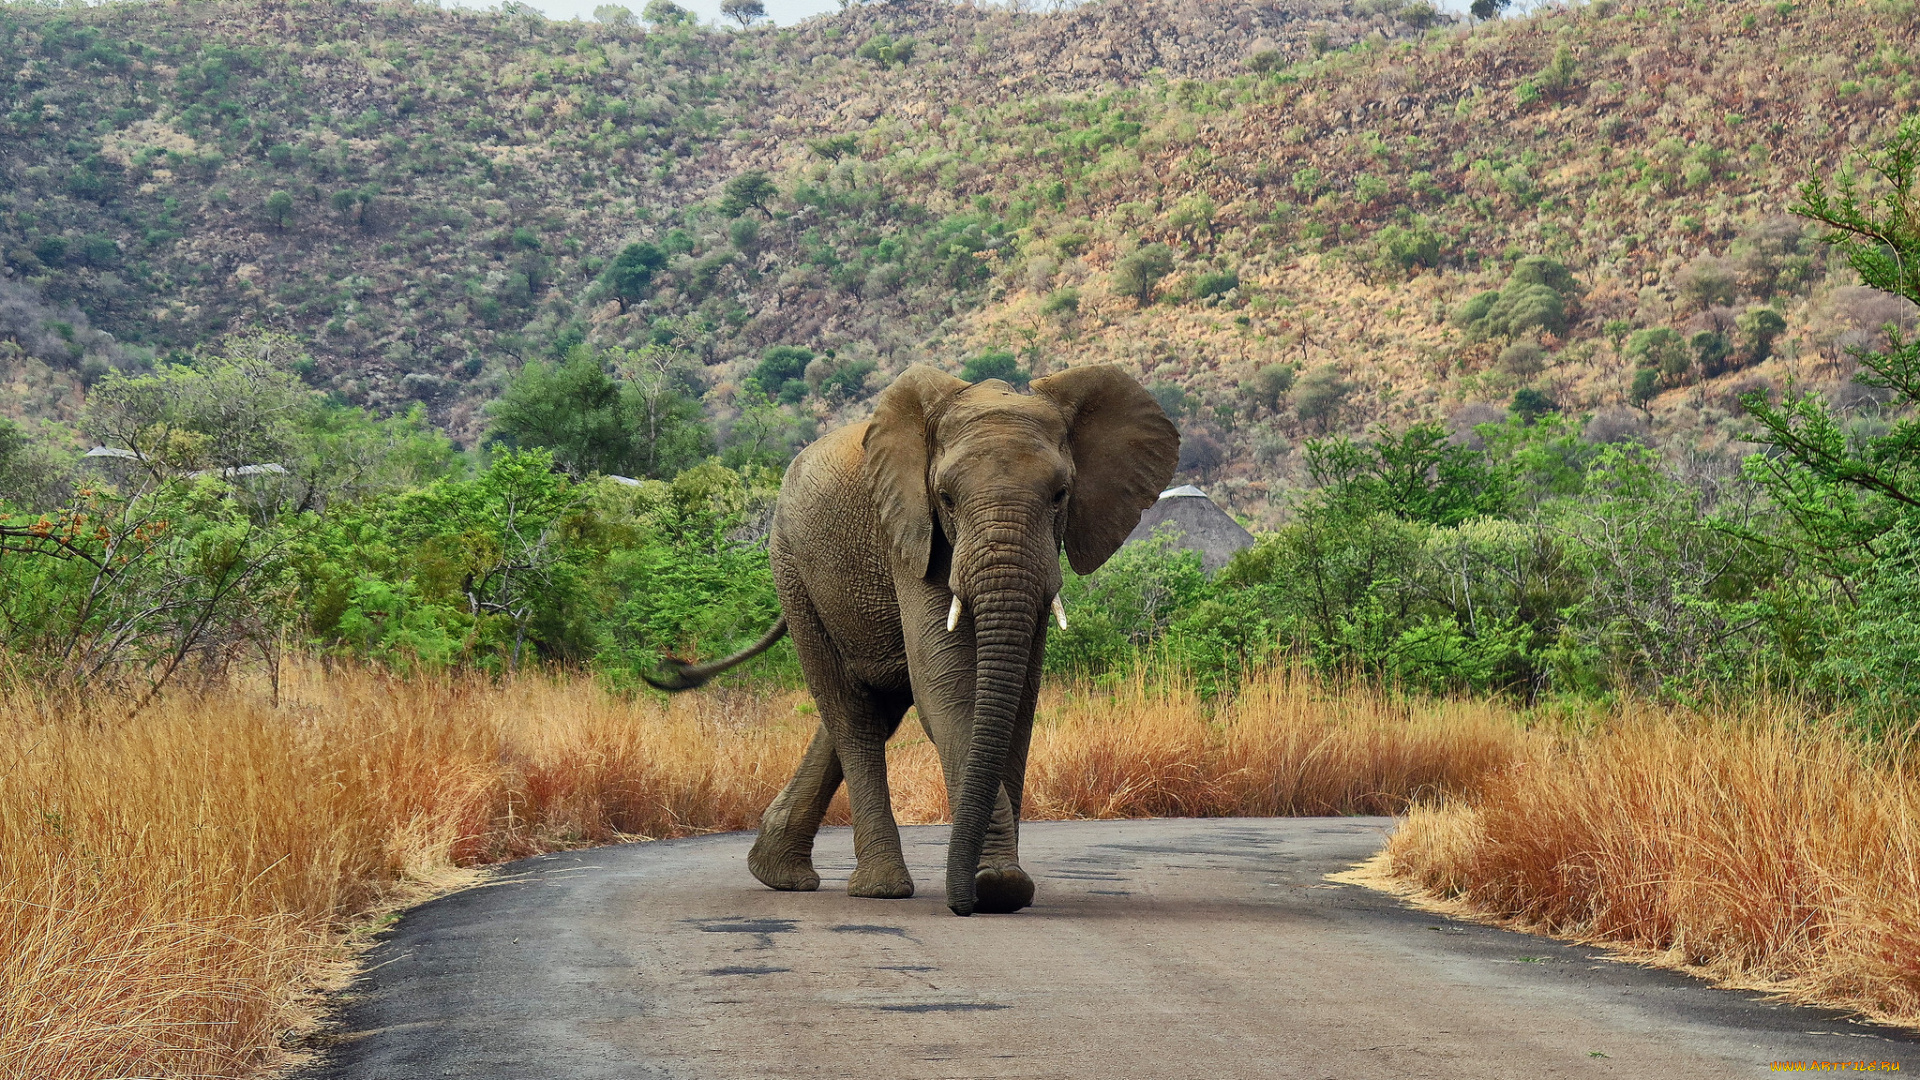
(945, 551, 1043, 916)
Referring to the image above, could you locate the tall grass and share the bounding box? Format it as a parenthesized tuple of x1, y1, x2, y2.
(1382, 704, 1920, 1027)
(0, 663, 1529, 1078)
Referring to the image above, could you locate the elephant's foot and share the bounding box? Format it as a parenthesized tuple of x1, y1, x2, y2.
(748, 831, 820, 892)
(848, 860, 915, 899)
(972, 864, 1035, 913)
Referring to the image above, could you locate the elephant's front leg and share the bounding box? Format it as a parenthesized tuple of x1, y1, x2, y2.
(748, 725, 841, 892)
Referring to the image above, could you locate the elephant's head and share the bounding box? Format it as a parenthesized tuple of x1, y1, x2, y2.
(863, 364, 1179, 914)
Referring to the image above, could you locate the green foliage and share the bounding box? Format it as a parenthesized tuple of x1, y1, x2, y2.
(601, 242, 668, 311)
(1625, 327, 1688, 381)
(488, 345, 711, 480)
(1246, 362, 1295, 414)
(1304, 421, 1512, 527)
(960, 350, 1029, 388)
(1509, 387, 1557, 422)
(1736, 307, 1788, 364)
(1371, 221, 1448, 274)
(806, 134, 861, 161)
(1190, 268, 1240, 300)
(1293, 364, 1351, 429)
(754, 345, 813, 403)
(1110, 243, 1175, 305)
(719, 0, 765, 26)
(1453, 256, 1577, 339)
(855, 33, 916, 67)
(642, 0, 696, 25)
(1741, 119, 1920, 581)
(718, 170, 778, 219)
(263, 190, 294, 229)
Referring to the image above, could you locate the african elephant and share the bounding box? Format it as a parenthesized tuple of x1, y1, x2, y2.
(650, 364, 1178, 915)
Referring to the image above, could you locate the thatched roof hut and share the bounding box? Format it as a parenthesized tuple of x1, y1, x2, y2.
(1121, 485, 1255, 573)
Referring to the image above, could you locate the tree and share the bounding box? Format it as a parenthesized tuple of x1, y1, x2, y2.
(593, 3, 636, 25)
(1736, 307, 1788, 365)
(1629, 366, 1662, 410)
(807, 134, 861, 161)
(82, 333, 312, 481)
(855, 33, 915, 66)
(0, 418, 66, 509)
(263, 190, 294, 230)
(1294, 365, 1352, 431)
(1111, 243, 1175, 305)
(1469, 0, 1510, 19)
(718, 170, 778, 219)
(720, 0, 765, 25)
(642, 0, 695, 24)
(1509, 387, 1557, 424)
(960, 350, 1029, 388)
(489, 346, 711, 480)
(1741, 116, 1920, 570)
(602, 241, 667, 312)
(1624, 328, 1688, 383)
(754, 345, 813, 403)
(1246, 363, 1295, 415)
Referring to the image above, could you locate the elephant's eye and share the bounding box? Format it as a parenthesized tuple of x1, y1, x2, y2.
(1052, 488, 1068, 506)
(938, 491, 955, 509)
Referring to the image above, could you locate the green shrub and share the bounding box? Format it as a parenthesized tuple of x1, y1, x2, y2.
(961, 350, 1029, 388)
(1110, 243, 1175, 305)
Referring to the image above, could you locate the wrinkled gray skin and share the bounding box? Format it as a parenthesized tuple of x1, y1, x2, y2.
(729, 364, 1179, 916)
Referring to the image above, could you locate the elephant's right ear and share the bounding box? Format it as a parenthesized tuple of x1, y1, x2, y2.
(863, 365, 970, 579)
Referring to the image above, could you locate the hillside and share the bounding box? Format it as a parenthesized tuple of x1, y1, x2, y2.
(3, 0, 1917, 512)
(0, 0, 1400, 438)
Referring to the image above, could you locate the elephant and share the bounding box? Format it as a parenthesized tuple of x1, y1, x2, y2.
(649, 364, 1178, 915)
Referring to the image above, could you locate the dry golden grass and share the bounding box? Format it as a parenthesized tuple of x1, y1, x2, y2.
(1381, 704, 1920, 1027)
(0, 662, 1533, 1078)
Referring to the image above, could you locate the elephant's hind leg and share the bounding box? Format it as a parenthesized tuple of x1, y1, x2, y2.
(749, 725, 841, 892)
(784, 592, 916, 900)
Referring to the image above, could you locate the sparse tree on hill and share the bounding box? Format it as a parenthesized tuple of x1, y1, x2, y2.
(720, 0, 766, 26)
(718, 170, 778, 219)
(642, 0, 695, 26)
(263, 190, 294, 231)
(1111, 243, 1175, 306)
(602, 242, 668, 313)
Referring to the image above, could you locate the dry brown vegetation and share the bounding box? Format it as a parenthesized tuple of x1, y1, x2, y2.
(0, 663, 1529, 1079)
(8, 665, 1918, 1077)
(1381, 706, 1920, 1027)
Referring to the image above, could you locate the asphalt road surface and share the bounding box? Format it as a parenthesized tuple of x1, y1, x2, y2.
(299, 818, 1917, 1079)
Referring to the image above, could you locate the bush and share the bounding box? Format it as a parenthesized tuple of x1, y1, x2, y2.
(855, 33, 915, 66)
(1509, 387, 1557, 423)
(1294, 365, 1352, 430)
(1373, 222, 1447, 274)
(1190, 269, 1239, 300)
(960, 350, 1029, 388)
(602, 242, 667, 311)
(1736, 307, 1788, 364)
(641, 0, 695, 25)
(1624, 327, 1687, 380)
(1110, 243, 1175, 305)
(1453, 256, 1576, 338)
(1246, 363, 1295, 415)
(754, 345, 813, 403)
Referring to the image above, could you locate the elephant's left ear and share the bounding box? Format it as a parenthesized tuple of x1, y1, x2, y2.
(863, 364, 971, 579)
(1031, 365, 1181, 575)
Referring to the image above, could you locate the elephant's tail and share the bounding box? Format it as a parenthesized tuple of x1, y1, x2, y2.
(642, 617, 788, 692)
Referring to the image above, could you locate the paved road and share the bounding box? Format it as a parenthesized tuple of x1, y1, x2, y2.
(300, 819, 1916, 1079)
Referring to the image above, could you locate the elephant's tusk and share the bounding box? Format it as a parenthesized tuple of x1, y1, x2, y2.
(947, 594, 963, 632)
(1051, 594, 1069, 631)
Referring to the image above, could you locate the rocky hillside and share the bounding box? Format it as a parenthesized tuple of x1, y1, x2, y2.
(0, 0, 1404, 439)
(3, 0, 1917, 515)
